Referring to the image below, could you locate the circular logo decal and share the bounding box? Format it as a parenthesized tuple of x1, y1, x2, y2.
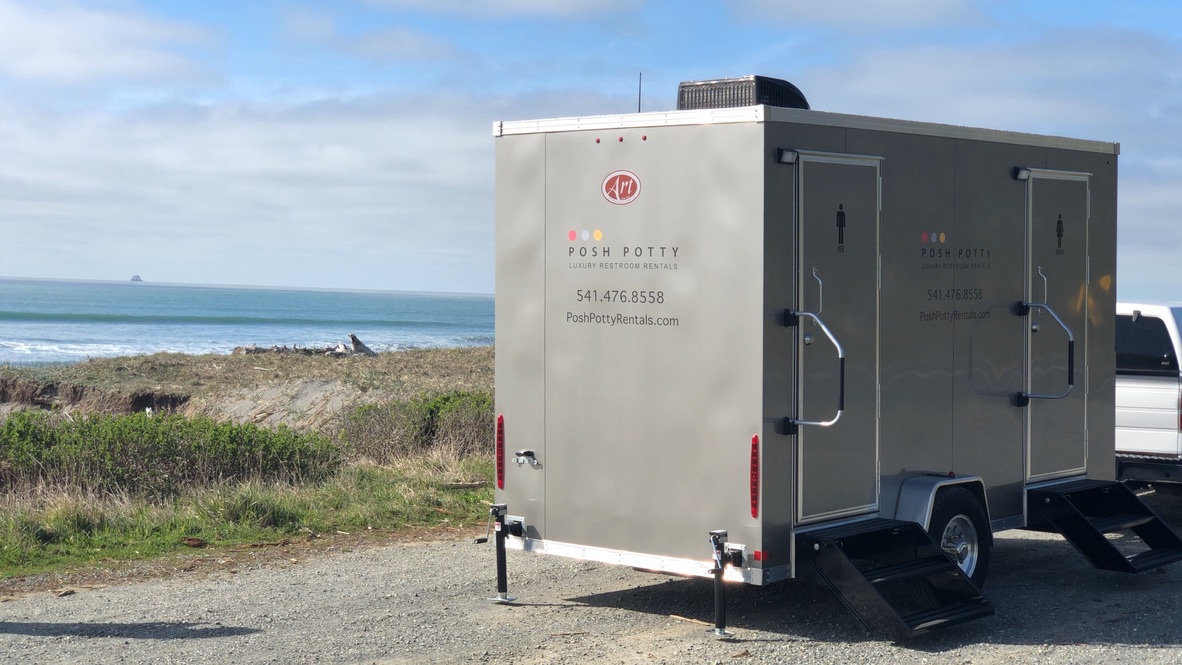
(602, 170, 641, 205)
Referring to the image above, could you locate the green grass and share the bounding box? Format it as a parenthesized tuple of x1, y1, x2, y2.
(0, 460, 493, 579)
(0, 411, 344, 498)
(0, 352, 498, 582)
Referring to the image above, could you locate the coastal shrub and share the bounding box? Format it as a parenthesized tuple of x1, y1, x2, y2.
(334, 390, 493, 463)
(428, 391, 493, 457)
(0, 411, 343, 498)
(335, 402, 419, 463)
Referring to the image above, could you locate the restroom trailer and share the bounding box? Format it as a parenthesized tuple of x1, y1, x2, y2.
(489, 76, 1182, 636)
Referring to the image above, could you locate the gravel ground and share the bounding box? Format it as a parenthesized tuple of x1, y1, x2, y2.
(4, 493, 1182, 664)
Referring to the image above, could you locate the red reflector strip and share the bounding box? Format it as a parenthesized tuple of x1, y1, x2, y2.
(753, 550, 764, 562)
(750, 434, 760, 518)
(496, 414, 505, 490)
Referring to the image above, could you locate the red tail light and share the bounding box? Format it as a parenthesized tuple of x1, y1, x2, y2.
(496, 414, 505, 490)
(750, 434, 760, 518)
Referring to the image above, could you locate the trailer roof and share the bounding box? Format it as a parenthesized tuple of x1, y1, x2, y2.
(493, 105, 1119, 155)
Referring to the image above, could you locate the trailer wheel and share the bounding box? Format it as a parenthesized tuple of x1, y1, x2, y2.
(928, 487, 991, 588)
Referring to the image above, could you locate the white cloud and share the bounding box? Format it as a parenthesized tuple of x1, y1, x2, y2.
(780, 26, 1182, 302)
(282, 8, 337, 43)
(350, 26, 458, 61)
(794, 28, 1181, 142)
(729, 0, 981, 30)
(360, 0, 636, 17)
(282, 8, 456, 63)
(0, 93, 497, 291)
(0, 0, 209, 84)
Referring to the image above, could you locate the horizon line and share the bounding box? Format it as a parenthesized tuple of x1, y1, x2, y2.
(0, 275, 493, 298)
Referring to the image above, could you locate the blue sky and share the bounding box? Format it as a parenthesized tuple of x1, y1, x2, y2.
(2, 0, 1182, 299)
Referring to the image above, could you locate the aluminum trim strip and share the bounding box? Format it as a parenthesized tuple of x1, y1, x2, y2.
(494, 105, 1119, 155)
(1118, 452, 1182, 461)
(494, 107, 765, 135)
(765, 106, 1117, 154)
(1024, 474, 1090, 491)
(1020, 167, 1094, 181)
(506, 537, 776, 584)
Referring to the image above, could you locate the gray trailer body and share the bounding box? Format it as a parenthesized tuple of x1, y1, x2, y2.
(493, 103, 1119, 588)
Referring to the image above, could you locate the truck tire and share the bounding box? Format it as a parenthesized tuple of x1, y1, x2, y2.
(928, 487, 992, 588)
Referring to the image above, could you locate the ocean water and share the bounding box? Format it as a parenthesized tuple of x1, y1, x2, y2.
(0, 278, 494, 365)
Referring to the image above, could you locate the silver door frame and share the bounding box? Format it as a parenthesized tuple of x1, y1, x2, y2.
(789, 149, 883, 524)
(1020, 167, 1091, 483)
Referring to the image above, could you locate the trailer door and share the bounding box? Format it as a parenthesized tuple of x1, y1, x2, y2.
(791, 152, 881, 523)
(1022, 169, 1089, 481)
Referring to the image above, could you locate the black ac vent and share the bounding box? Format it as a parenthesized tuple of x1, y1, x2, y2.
(677, 75, 809, 111)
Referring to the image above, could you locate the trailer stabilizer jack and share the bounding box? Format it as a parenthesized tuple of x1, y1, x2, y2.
(486, 504, 517, 604)
(708, 530, 734, 638)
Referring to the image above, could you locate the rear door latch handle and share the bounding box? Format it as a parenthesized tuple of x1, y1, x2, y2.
(514, 450, 540, 467)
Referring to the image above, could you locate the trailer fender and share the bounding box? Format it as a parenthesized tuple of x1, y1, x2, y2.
(895, 474, 989, 533)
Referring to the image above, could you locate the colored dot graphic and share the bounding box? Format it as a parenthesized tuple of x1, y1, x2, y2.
(567, 229, 605, 241)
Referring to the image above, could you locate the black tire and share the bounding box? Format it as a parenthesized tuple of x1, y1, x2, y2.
(928, 486, 992, 588)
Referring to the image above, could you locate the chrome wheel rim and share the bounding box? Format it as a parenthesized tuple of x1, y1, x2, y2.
(940, 514, 979, 577)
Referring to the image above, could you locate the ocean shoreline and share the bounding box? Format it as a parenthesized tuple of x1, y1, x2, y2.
(0, 278, 494, 365)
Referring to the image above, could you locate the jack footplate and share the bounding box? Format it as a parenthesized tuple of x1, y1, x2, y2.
(1028, 479, 1182, 573)
(798, 519, 993, 637)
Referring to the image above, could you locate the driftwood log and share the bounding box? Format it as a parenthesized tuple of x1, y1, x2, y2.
(348, 333, 377, 356)
(232, 334, 380, 357)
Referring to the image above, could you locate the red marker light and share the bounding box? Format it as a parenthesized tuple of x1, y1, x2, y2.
(750, 434, 760, 518)
(496, 414, 505, 490)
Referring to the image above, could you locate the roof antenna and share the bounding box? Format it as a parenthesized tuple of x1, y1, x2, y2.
(637, 72, 643, 113)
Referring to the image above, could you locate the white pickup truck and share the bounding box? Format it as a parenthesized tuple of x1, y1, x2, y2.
(1116, 302, 1182, 486)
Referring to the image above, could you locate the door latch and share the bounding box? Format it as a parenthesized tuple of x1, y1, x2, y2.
(514, 450, 540, 467)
